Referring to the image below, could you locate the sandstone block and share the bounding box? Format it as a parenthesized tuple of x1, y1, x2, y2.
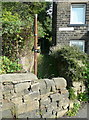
(3, 84, 13, 91)
(63, 92, 69, 98)
(62, 103, 69, 110)
(28, 91, 40, 100)
(44, 79, 56, 92)
(40, 107, 47, 116)
(2, 73, 38, 83)
(26, 100, 39, 112)
(50, 93, 63, 102)
(18, 110, 41, 118)
(31, 83, 40, 92)
(0, 110, 2, 120)
(52, 77, 67, 90)
(81, 86, 85, 93)
(57, 109, 68, 118)
(11, 96, 22, 105)
(2, 100, 14, 111)
(26, 110, 40, 118)
(18, 113, 28, 118)
(73, 82, 82, 87)
(2, 109, 13, 118)
(14, 103, 27, 115)
(39, 80, 47, 95)
(60, 88, 68, 94)
(49, 102, 58, 110)
(69, 101, 74, 109)
(42, 111, 52, 118)
(14, 82, 30, 93)
(40, 97, 50, 107)
(2, 90, 14, 100)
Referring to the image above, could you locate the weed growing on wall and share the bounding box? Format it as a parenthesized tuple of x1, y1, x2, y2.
(66, 103, 80, 116)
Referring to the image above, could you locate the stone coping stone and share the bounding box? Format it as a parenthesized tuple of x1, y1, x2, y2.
(1, 73, 38, 83)
(52, 77, 67, 89)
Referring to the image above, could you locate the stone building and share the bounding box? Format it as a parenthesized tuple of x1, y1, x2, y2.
(52, 0, 89, 54)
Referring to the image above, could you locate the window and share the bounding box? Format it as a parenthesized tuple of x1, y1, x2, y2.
(70, 40, 85, 52)
(70, 4, 86, 24)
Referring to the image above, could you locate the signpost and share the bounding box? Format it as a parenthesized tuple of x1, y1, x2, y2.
(34, 14, 38, 76)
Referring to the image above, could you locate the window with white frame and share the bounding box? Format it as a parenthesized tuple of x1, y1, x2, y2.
(70, 40, 85, 52)
(70, 4, 86, 24)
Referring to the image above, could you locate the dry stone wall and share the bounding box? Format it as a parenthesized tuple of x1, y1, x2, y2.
(72, 82, 86, 96)
(1, 73, 70, 119)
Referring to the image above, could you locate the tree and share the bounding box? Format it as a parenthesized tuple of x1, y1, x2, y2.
(2, 2, 52, 71)
(2, 2, 52, 59)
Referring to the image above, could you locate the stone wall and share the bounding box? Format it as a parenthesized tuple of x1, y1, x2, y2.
(52, 2, 89, 54)
(72, 81, 86, 96)
(1, 73, 70, 119)
(1, 73, 86, 119)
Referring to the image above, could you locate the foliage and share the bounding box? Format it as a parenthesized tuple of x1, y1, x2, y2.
(50, 46, 88, 83)
(68, 87, 76, 100)
(38, 54, 58, 79)
(77, 92, 89, 102)
(83, 62, 89, 102)
(38, 46, 88, 83)
(2, 2, 52, 61)
(0, 56, 22, 74)
(66, 103, 80, 116)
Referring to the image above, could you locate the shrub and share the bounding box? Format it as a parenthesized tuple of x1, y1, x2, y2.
(84, 62, 89, 101)
(38, 45, 88, 85)
(50, 46, 88, 84)
(0, 56, 22, 74)
(68, 87, 76, 100)
(38, 54, 58, 79)
(77, 92, 89, 102)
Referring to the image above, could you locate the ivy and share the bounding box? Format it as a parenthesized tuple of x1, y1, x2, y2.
(2, 2, 52, 61)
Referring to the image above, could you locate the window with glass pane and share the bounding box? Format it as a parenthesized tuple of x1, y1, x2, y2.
(70, 40, 85, 52)
(70, 4, 86, 24)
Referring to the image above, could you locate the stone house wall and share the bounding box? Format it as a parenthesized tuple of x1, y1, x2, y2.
(52, 1, 89, 54)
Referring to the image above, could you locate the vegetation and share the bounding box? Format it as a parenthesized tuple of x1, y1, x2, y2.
(77, 92, 89, 102)
(0, 56, 22, 74)
(1, 2, 52, 73)
(38, 46, 88, 83)
(66, 103, 80, 117)
(38, 54, 58, 79)
(68, 87, 76, 100)
(2, 2, 52, 61)
(83, 62, 89, 102)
